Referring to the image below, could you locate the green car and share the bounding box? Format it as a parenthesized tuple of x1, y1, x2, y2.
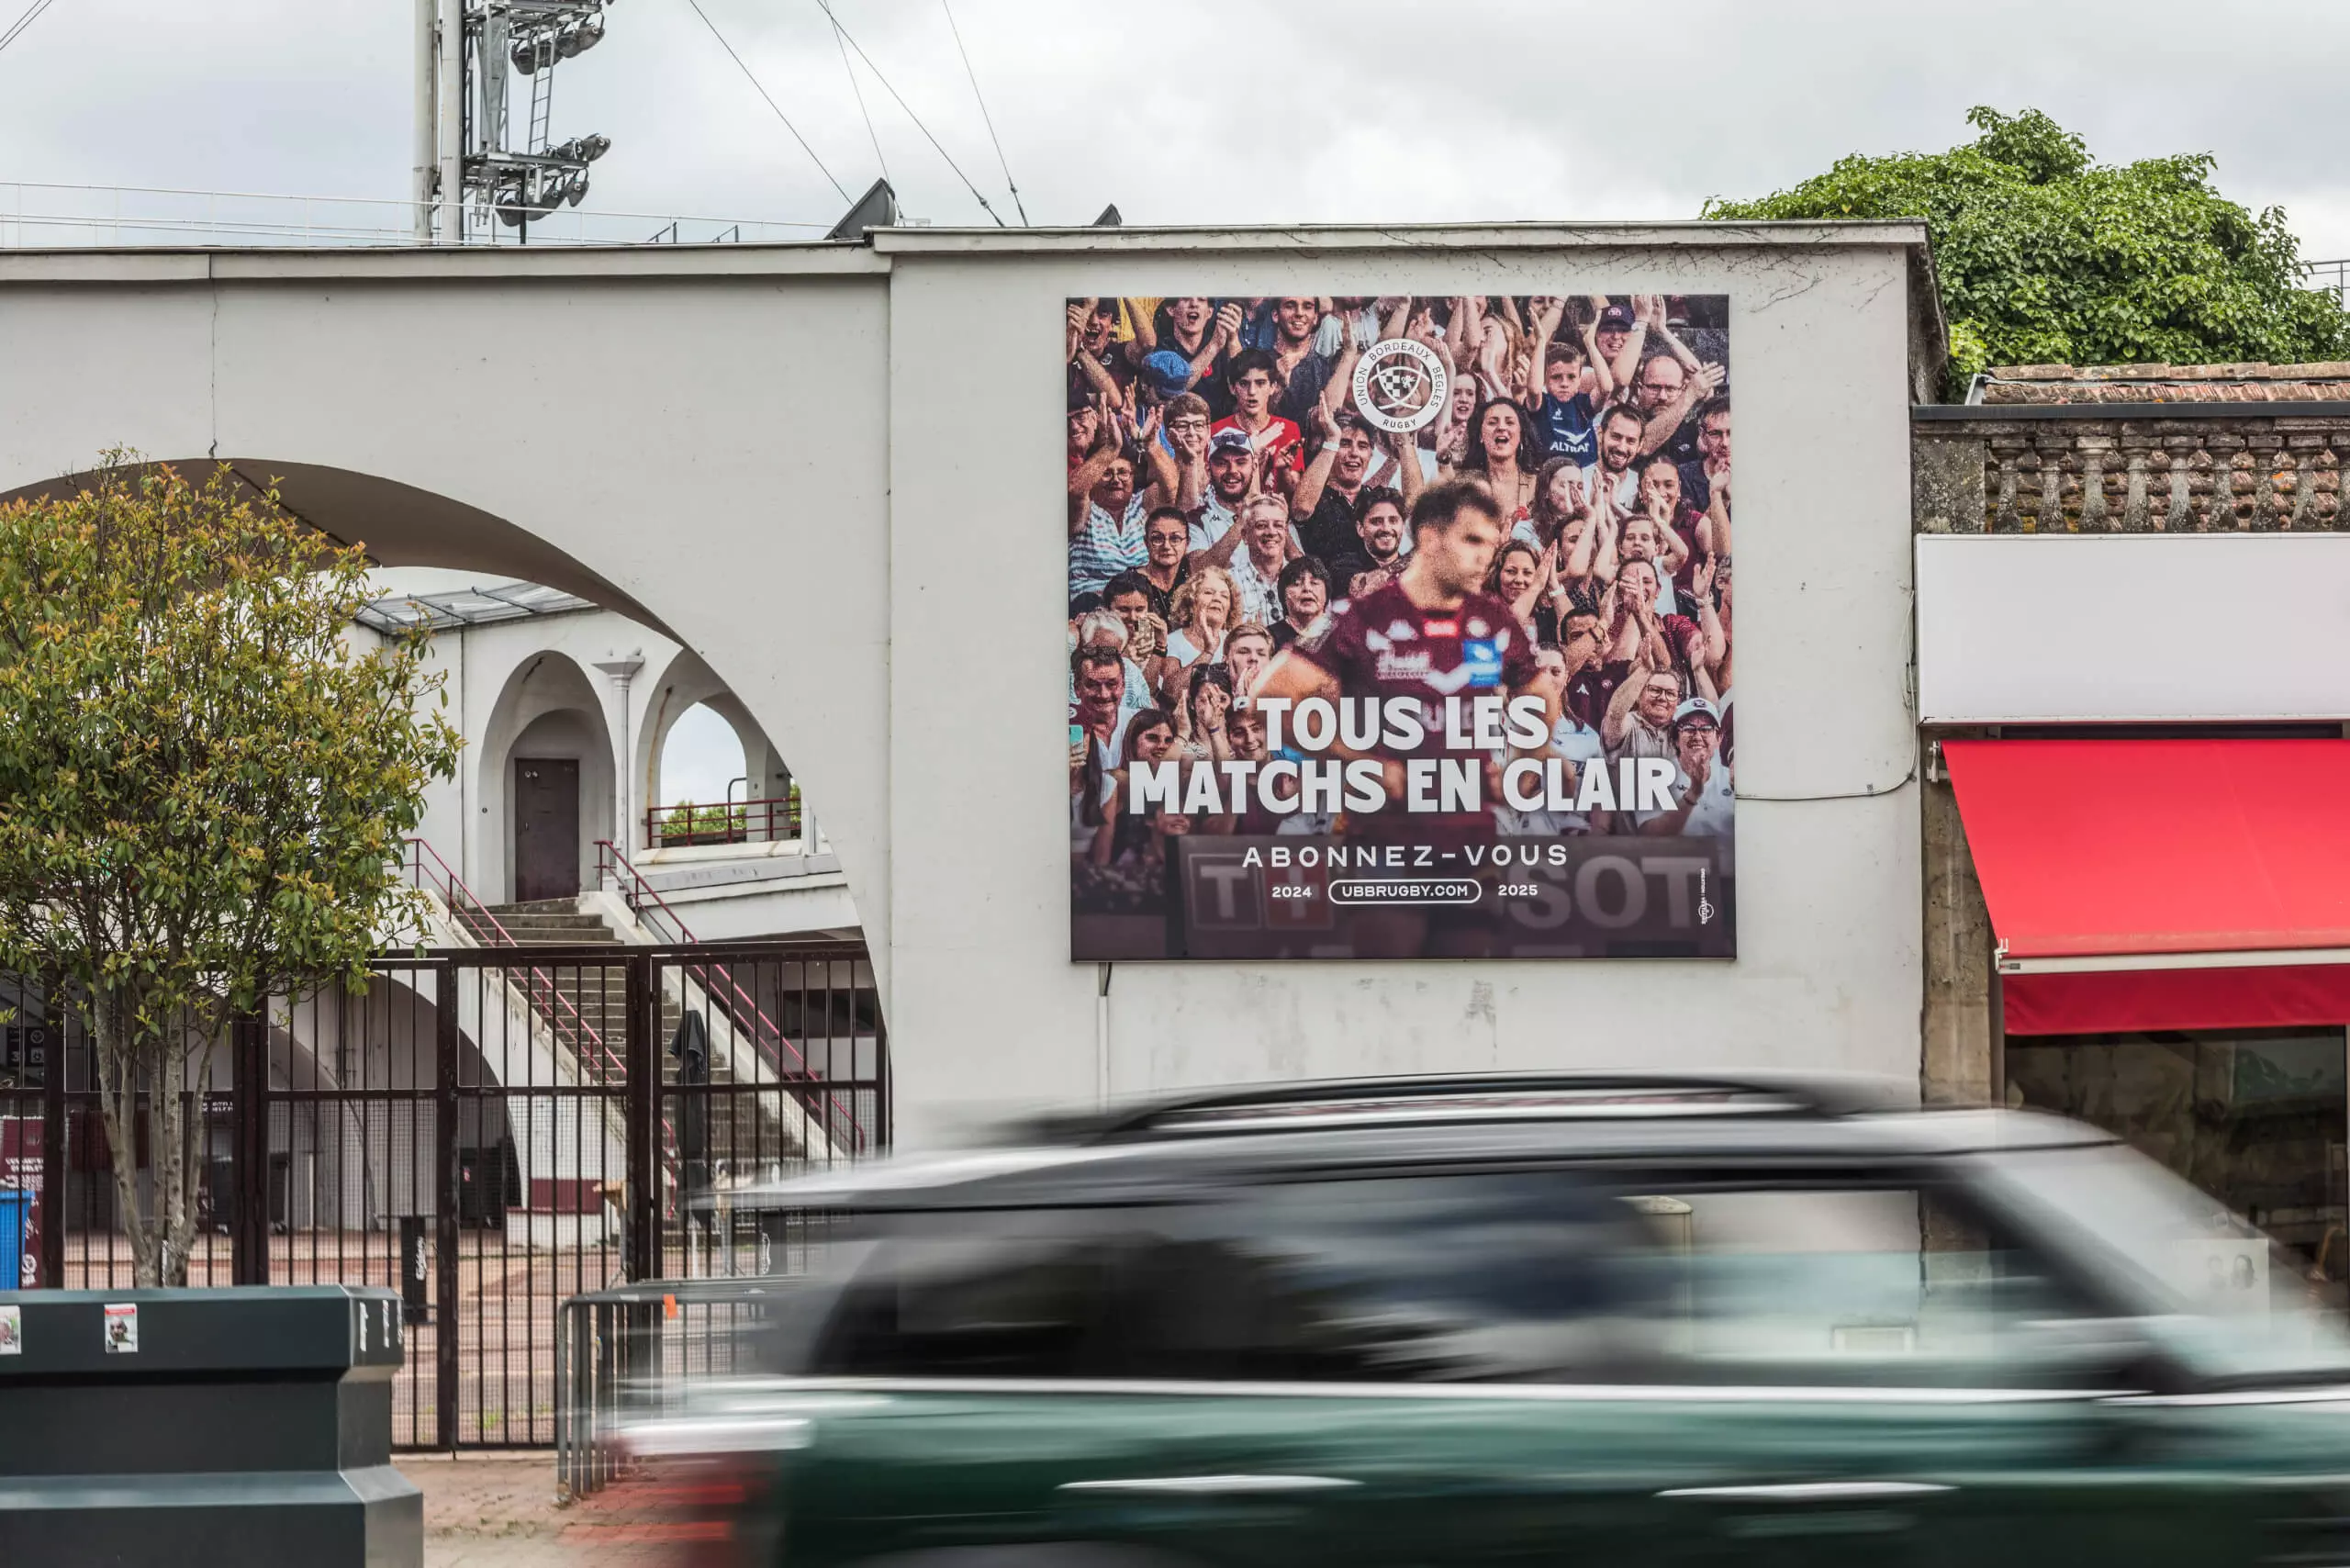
(647, 1075, 2350, 1568)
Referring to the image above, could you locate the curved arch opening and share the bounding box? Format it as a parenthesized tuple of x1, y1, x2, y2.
(655, 702, 747, 844)
(638, 647, 797, 852)
(477, 651, 616, 905)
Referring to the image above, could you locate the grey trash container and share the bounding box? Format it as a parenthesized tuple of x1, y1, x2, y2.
(0, 1284, 420, 1566)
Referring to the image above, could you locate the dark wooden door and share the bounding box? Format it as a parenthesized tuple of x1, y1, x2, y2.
(513, 757, 580, 902)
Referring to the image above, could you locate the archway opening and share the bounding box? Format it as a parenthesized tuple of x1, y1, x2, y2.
(475, 652, 617, 906)
(654, 702, 748, 846)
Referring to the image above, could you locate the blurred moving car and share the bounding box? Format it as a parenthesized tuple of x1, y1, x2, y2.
(634, 1074, 2350, 1567)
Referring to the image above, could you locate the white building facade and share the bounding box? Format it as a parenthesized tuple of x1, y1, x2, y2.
(0, 223, 1942, 1144)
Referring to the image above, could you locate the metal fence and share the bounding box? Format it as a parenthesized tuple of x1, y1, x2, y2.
(554, 1249, 834, 1499)
(0, 941, 884, 1450)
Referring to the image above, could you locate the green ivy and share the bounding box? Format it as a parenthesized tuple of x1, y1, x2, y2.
(1703, 107, 2350, 399)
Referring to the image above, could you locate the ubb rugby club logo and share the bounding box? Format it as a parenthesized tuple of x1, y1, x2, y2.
(1350, 338, 1449, 433)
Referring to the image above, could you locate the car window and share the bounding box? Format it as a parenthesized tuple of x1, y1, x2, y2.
(1625, 1180, 2137, 1386)
(813, 1213, 1127, 1379)
(1118, 1172, 1662, 1383)
(811, 1172, 1662, 1384)
(1975, 1142, 2350, 1384)
(809, 1172, 2144, 1390)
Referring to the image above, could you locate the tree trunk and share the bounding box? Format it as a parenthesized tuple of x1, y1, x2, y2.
(162, 1030, 220, 1288)
(149, 1051, 184, 1286)
(90, 989, 161, 1288)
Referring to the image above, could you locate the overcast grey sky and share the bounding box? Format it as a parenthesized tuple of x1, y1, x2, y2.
(24, 1, 2350, 805)
(6, 0, 2350, 256)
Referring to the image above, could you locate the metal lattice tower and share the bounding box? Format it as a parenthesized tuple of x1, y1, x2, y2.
(415, 0, 614, 242)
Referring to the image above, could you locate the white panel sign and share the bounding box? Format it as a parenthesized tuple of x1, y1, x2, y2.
(1918, 533, 2350, 723)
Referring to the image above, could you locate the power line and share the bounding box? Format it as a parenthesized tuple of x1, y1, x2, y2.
(939, 0, 1026, 226)
(827, 9, 890, 187)
(681, 0, 850, 203)
(0, 0, 63, 56)
(811, 0, 1004, 227)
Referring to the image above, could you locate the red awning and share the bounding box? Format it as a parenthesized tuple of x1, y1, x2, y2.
(1944, 739, 2350, 1036)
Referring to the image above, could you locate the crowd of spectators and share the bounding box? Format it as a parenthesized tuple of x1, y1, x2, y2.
(1069, 295, 1734, 904)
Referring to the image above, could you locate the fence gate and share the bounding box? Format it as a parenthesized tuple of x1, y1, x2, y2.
(0, 941, 884, 1450)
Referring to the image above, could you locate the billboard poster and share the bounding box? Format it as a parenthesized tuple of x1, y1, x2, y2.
(1069, 295, 1733, 960)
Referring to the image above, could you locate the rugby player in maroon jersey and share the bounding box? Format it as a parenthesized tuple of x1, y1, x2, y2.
(1254, 477, 1563, 957)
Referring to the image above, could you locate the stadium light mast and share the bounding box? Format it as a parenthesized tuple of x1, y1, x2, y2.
(417, 0, 615, 243)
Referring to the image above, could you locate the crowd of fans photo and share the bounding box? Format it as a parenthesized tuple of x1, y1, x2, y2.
(1068, 294, 1734, 918)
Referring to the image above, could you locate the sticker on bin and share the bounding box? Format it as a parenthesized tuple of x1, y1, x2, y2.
(0, 1305, 19, 1354)
(103, 1302, 137, 1353)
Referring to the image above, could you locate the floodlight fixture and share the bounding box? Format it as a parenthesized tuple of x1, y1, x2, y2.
(558, 15, 604, 58)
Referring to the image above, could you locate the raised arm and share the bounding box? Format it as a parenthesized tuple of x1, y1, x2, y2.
(1449, 296, 1482, 364)
(1475, 314, 1511, 400)
(1589, 502, 1621, 586)
(1290, 398, 1342, 521)
(1391, 425, 1426, 509)
(1125, 298, 1158, 358)
(1656, 510, 1692, 579)
(1700, 471, 1732, 559)
(1600, 645, 1653, 751)
(1640, 359, 1723, 456)
(1136, 406, 1181, 510)
(1637, 750, 1714, 835)
(1073, 343, 1123, 407)
(1068, 423, 1117, 541)
(1578, 298, 1618, 402)
(1520, 297, 1566, 405)
(1192, 301, 1244, 386)
(1653, 313, 1705, 374)
(1606, 296, 1651, 388)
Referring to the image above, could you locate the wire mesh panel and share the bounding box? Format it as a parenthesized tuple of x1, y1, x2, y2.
(652, 945, 883, 1280)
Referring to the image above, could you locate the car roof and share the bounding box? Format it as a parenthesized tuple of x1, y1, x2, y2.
(740, 1073, 2118, 1214)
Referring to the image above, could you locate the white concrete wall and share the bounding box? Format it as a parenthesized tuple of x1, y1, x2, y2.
(1919, 532, 2350, 723)
(885, 234, 1925, 1143)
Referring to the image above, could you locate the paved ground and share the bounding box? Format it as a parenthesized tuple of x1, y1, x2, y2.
(404, 1453, 699, 1567)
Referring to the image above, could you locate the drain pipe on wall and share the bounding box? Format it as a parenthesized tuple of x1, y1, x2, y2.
(1095, 963, 1113, 1104)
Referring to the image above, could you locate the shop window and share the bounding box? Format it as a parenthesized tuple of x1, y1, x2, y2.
(2007, 1027, 2348, 1313)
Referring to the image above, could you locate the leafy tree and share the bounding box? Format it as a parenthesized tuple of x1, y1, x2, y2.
(1704, 107, 2350, 397)
(0, 458, 462, 1285)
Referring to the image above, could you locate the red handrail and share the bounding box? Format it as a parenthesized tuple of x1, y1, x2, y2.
(403, 839, 686, 1233)
(402, 838, 626, 1082)
(595, 840, 868, 1153)
(644, 794, 802, 847)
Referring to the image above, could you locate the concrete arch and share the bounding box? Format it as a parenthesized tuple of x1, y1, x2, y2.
(0, 257, 890, 989)
(0, 448, 870, 927)
(476, 648, 616, 903)
(635, 646, 791, 839)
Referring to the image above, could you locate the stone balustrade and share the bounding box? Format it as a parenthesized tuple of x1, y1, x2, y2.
(1913, 411, 2350, 533)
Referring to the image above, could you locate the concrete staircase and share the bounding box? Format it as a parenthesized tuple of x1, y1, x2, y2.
(484, 900, 790, 1176)
(483, 901, 631, 1063)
